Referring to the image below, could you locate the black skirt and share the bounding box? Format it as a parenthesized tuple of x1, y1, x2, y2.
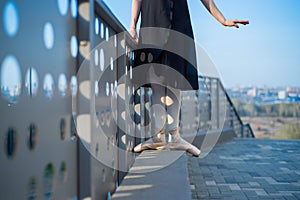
(133, 0, 199, 91)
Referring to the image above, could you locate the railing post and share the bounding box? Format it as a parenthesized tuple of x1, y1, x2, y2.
(140, 87, 145, 142)
(230, 108, 234, 129)
(210, 79, 215, 129)
(216, 80, 220, 129)
(241, 124, 244, 138)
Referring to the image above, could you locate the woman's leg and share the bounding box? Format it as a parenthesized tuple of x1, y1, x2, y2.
(133, 84, 167, 152)
(164, 87, 181, 131)
(134, 84, 200, 156)
(150, 84, 167, 134)
(165, 87, 201, 157)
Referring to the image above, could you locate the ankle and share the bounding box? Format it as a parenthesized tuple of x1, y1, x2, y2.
(153, 129, 166, 142)
(168, 128, 180, 142)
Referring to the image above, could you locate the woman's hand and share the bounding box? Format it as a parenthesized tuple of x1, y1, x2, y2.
(223, 19, 249, 28)
(130, 27, 139, 44)
(130, 0, 141, 44)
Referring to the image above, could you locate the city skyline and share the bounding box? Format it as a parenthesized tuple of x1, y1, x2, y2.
(104, 0, 300, 88)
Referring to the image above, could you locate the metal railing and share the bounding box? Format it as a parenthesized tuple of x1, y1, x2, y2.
(180, 76, 255, 138)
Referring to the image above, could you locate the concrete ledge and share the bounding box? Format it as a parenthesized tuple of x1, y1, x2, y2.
(112, 150, 191, 200)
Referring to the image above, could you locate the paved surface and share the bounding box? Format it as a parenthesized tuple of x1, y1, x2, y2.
(188, 138, 300, 200)
(112, 150, 191, 200)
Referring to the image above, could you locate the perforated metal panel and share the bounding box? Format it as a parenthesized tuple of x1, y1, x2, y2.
(0, 0, 78, 199)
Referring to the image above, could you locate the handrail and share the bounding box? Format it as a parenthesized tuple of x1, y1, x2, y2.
(219, 80, 255, 138)
(180, 75, 254, 139)
(243, 122, 255, 138)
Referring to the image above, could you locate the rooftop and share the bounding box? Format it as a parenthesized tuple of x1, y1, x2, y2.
(112, 138, 300, 199)
(188, 138, 300, 199)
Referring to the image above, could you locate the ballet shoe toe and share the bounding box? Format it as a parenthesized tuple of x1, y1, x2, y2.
(187, 145, 201, 157)
(134, 144, 143, 153)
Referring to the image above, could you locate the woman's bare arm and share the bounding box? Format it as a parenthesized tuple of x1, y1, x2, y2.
(200, 0, 249, 28)
(130, 0, 142, 42)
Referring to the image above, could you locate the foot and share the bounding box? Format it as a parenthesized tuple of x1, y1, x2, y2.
(134, 130, 166, 153)
(168, 128, 201, 157)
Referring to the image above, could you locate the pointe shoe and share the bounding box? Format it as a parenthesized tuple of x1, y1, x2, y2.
(168, 128, 201, 157)
(134, 130, 166, 153)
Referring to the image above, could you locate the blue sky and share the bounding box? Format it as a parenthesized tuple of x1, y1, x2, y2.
(103, 0, 300, 87)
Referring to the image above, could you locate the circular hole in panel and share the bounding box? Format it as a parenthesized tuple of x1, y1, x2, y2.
(43, 163, 55, 199)
(28, 123, 37, 151)
(25, 67, 39, 97)
(95, 112, 100, 127)
(43, 74, 54, 99)
(95, 81, 99, 97)
(43, 22, 55, 50)
(6, 127, 17, 158)
(58, 73, 67, 97)
(59, 161, 67, 182)
(111, 137, 115, 146)
(113, 82, 118, 100)
(57, 0, 68, 16)
(101, 168, 106, 183)
(70, 115, 77, 142)
(95, 143, 99, 156)
(140, 52, 145, 62)
(94, 18, 99, 35)
(27, 176, 37, 200)
(127, 86, 130, 95)
(148, 53, 153, 63)
(120, 39, 125, 49)
(106, 82, 109, 96)
(105, 27, 109, 41)
(70, 75, 78, 96)
(1, 54, 22, 104)
(70, 35, 78, 58)
(70, 0, 78, 18)
(130, 66, 133, 80)
(60, 118, 66, 140)
(106, 137, 110, 151)
(100, 23, 104, 39)
(110, 57, 113, 71)
(100, 49, 104, 71)
(110, 83, 114, 96)
(3, 1, 19, 37)
(111, 160, 115, 175)
(106, 109, 110, 126)
(121, 135, 126, 146)
(114, 35, 117, 47)
(100, 111, 105, 126)
(125, 65, 127, 76)
(94, 49, 99, 66)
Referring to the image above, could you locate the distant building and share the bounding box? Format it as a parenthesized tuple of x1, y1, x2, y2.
(286, 86, 293, 93)
(278, 91, 286, 100)
(247, 87, 257, 97)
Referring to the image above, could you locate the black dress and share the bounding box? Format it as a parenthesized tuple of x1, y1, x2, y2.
(133, 0, 199, 91)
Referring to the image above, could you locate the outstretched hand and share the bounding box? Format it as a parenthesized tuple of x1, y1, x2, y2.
(224, 19, 249, 28)
(129, 27, 139, 44)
